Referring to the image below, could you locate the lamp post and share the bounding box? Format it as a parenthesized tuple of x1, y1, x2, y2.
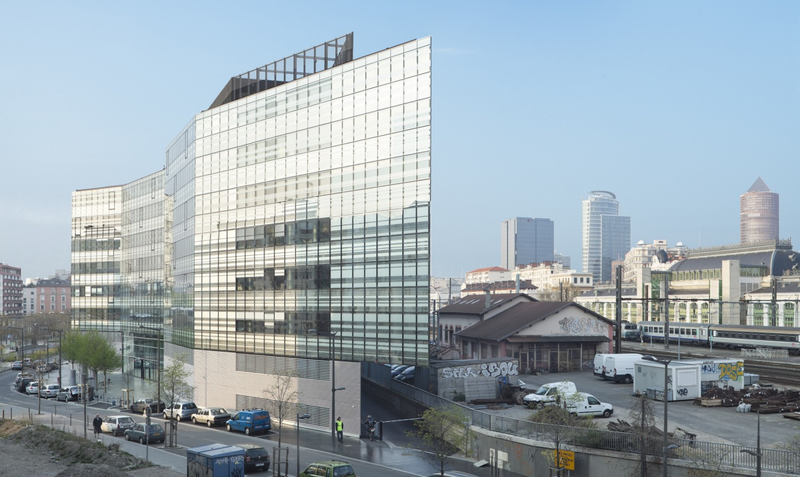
(8, 326, 23, 366)
(660, 358, 673, 477)
(296, 412, 311, 477)
(43, 327, 63, 388)
(739, 411, 762, 477)
(139, 325, 162, 412)
(308, 329, 344, 448)
(663, 444, 680, 476)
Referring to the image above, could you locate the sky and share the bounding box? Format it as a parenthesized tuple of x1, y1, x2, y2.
(1, 1, 798, 280)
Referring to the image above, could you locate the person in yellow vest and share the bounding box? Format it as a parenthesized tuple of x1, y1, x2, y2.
(336, 416, 344, 442)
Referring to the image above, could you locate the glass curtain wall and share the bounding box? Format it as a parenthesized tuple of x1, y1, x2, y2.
(172, 37, 432, 366)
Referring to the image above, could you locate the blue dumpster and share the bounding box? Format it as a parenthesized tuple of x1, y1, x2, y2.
(187, 444, 245, 477)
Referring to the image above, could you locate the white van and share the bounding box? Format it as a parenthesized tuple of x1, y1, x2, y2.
(523, 381, 577, 409)
(564, 392, 613, 418)
(595, 353, 644, 381)
(603, 354, 647, 383)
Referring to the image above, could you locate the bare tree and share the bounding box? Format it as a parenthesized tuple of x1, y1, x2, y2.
(623, 396, 660, 477)
(158, 353, 193, 411)
(407, 405, 475, 476)
(262, 369, 298, 450)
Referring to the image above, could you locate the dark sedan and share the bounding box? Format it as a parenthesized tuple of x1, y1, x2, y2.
(130, 398, 166, 415)
(238, 444, 270, 472)
(124, 424, 165, 444)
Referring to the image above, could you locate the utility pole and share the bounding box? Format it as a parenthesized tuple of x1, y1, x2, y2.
(615, 265, 622, 354)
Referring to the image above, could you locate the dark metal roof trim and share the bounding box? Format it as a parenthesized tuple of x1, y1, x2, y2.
(209, 33, 354, 109)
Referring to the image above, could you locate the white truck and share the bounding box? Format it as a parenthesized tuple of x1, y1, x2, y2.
(594, 353, 644, 380)
(604, 354, 649, 383)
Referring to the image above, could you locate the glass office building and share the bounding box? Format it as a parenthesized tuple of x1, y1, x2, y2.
(72, 34, 432, 426)
(581, 191, 630, 283)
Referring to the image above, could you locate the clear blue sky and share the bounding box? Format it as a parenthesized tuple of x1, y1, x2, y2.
(1, 1, 798, 279)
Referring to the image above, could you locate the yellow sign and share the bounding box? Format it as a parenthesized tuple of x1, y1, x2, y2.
(552, 450, 575, 470)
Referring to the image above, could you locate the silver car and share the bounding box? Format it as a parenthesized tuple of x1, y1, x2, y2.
(39, 384, 60, 399)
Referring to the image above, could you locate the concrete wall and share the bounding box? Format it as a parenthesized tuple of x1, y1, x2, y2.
(472, 427, 774, 477)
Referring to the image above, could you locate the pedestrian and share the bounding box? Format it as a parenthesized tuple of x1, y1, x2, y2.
(92, 414, 103, 440)
(336, 416, 343, 442)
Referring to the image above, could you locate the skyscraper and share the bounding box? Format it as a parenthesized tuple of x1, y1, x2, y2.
(500, 217, 554, 269)
(72, 33, 432, 427)
(741, 177, 779, 243)
(582, 191, 630, 283)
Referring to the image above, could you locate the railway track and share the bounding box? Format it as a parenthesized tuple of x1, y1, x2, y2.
(620, 345, 800, 388)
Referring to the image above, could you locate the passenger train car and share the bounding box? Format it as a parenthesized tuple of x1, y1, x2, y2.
(638, 321, 800, 355)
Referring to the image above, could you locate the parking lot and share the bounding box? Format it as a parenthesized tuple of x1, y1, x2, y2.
(490, 369, 800, 448)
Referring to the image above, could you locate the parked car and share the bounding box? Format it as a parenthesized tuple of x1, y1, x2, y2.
(25, 382, 39, 395)
(101, 415, 136, 436)
(191, 407, 231, 427)
(16, 378, 35, 393)
(390, 365, 410, 377)
(39, 384, 60, 399)
(130, 398, 166, 415)
(11, 361, 23, 371)
(238, 443, 271, 472)
(14, 373, 33, 385)
(523, 381, 577, 409)
(299, 461, 356, 477)
(394, 366, 415, 382)
(124, 423, 165, 444)
(226, 409, 271, 435)
(564, 392, 614, 418)
(57, 386, 82, 402)
(163, 401, 198, 421)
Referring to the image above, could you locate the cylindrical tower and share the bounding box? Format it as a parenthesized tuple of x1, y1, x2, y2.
(740, 177, 779, 243)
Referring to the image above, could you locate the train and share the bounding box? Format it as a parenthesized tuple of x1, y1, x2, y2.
(637, 321, 800, 355)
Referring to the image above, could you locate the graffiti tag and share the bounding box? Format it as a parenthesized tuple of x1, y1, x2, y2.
(718, 362, 744, 381)
(558, 316, 607, 334)
(440, 361, 519, 380)
(677, 388, 688, 397)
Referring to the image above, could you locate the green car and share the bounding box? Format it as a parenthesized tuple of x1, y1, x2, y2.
(299, 460, 355, 477)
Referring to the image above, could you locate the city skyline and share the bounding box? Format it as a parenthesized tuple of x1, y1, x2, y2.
(2, 2, 799, 280)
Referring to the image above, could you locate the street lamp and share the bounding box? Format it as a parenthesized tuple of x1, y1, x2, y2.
(660, 358, 673, 477)
(296, 412, 311, 477)
(739, 411, 762, 477)
(8, 326, 23, 366)
(307, 329, 345, 448)
(43, 327, 63, 388)
(663, 444, 680, 475)
(139, 325, 162, 412)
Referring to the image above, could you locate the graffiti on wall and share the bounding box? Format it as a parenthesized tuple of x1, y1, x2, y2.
(440, 361, 519, 380)
(699, 361, 744, 381)
(558, 316, 607, 334)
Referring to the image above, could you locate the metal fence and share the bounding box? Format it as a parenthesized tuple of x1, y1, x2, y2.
(363, 364, 800, 475)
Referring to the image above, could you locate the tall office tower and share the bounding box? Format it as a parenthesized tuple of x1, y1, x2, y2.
(72, 34, 432, 426)
(741, 177, 779, 243)
(582, 191, 630, 283)
(501, 217, 554, 269)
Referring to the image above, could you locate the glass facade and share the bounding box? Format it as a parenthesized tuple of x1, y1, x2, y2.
(166, 35, 432, 367)
(582, 191, 630, 283)
(72, 35, 432, 423)
(500, 217, 554, 269)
